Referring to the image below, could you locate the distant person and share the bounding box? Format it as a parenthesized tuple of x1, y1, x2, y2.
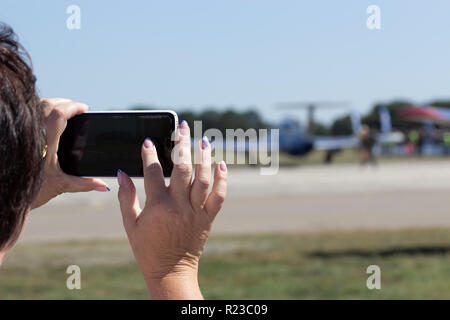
(417, 127, 426, 156)
(407, 129, 419, 154)
(0, 23, 227, 299)
(358, 125, 377, 165)
(442, 131, 450, 155)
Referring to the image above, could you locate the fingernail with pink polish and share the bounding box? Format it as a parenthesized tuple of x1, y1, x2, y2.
(201, 136, 209, 150)
(144, 138, 154, 148)
(95, 186, 111, 192)
(219, 161, 227, 172)
(179, 120, 189, 136)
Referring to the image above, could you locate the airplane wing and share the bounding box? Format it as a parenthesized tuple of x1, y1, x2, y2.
(313, 136, 358, 150)
(314, 132, 404, 151)
(377, 132, 405, 145)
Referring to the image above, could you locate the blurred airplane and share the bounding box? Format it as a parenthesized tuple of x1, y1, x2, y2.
(277, 102, 404, 160)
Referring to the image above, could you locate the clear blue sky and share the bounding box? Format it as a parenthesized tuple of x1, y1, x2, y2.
(2, 0, 450, 125)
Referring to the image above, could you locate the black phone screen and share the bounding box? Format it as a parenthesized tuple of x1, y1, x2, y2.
(57, 111, 177, 177)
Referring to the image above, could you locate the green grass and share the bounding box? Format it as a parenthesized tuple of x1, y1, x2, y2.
(1, 228, 449, 299)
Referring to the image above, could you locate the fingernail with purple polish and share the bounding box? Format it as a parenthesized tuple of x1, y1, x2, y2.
(117, 169, 123, 185)
(179, 120, 189, 136)
(219, 161, 227, 172)
(202, 136, 209, 149)
(144, 138, 154, 148)
(95, 186, 110, 192)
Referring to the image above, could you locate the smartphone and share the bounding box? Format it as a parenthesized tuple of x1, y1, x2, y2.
(57, 111, 178, 177)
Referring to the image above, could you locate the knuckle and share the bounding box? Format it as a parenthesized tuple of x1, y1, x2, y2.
(214, 190, 226, 204)
(196, 176, 210, 189)
(148, 197, 167, 211)
(41, 98, 51, 106)
(145, 162, 163, 176)
(52, 107, 65, 119)
(216, 170, 228, 182)
(175, 163, 192, 177)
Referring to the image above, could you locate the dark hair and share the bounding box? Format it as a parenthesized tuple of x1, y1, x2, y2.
(0, 23, 45, 249)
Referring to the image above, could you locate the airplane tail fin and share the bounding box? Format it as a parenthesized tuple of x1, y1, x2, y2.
(379, 107, 392, 134)
(350, 109, 361, 135)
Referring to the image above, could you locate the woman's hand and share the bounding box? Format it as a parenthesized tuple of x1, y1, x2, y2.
(117, 121, 227, 300)
(31, 98, 109, 209)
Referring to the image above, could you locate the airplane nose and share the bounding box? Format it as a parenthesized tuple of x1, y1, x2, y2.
(305, 141, 313, 153)
(288, 140, 314, 155)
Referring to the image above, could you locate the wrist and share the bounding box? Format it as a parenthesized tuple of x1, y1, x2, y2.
(139, 254, 200, 281)
(144, 271, 203, 300)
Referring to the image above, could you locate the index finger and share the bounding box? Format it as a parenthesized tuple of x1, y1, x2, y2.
(169, 120, 193, 196)
(141, 138, 167, 199)
(53, 100, 89, 120)
(41, 98, 87, 118)
(44, 99, 89, 156)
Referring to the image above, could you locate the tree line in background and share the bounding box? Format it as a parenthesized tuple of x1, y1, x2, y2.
(131, 100, 450, 136)
(130, 105, 270, 133)
(330, 100, 450, 136)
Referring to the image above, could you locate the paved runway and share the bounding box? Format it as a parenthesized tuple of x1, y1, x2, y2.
(20, 160, 450, 243)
